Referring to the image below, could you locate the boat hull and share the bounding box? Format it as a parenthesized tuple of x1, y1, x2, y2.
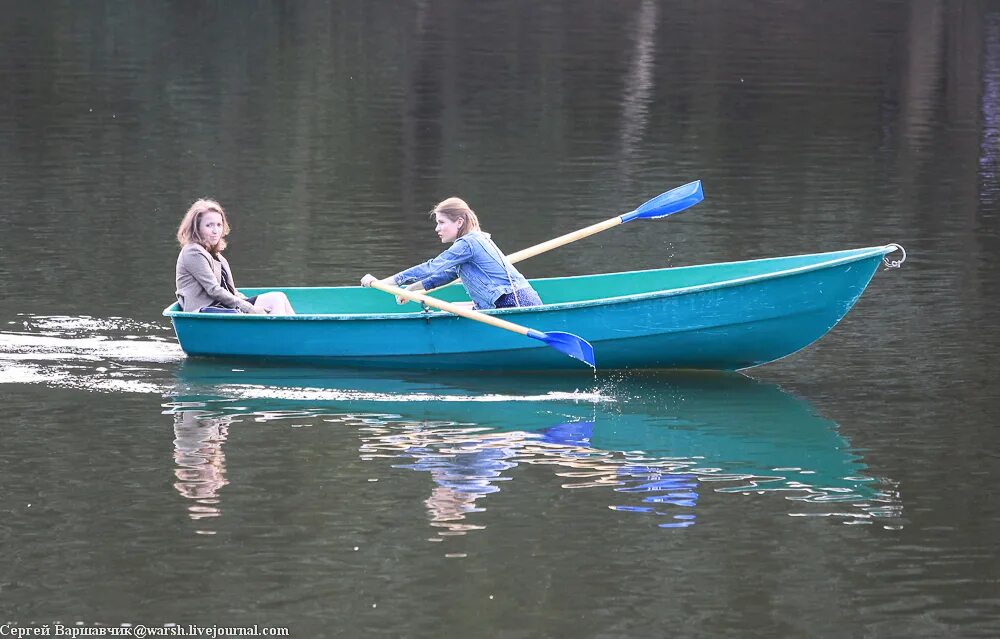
(165, 246, 896, 371)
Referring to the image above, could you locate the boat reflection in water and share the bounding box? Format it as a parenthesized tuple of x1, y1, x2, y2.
(166, 361, 901, 534)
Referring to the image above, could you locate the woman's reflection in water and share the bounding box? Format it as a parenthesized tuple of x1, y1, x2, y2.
(172, 410, 230, 529)
(402, 435, 519, 536)
(398, 424, 601, 536)
(386, 420, 703, 536)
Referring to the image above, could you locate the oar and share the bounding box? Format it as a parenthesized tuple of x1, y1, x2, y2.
(505, 179, 704, 264)
(363, 277, 595, 368)
(424, 180, 705, 295)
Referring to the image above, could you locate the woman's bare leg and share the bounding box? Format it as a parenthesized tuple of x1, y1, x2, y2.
(253, 291, 296, 315)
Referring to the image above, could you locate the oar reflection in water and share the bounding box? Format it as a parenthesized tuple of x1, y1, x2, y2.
(167, 362, 901, 536)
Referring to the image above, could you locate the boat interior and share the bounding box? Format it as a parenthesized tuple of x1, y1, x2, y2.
(166, 246, 885, 316)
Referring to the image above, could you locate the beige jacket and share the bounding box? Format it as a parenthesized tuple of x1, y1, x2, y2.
(175, 244, 258, 313)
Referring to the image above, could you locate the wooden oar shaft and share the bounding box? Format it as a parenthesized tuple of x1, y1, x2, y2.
(424, 217, 624, 295)
(368, 280, 530, 337)
(505, 217, 623, 264)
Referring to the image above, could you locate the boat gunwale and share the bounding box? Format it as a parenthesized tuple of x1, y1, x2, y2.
(163, 245, 898, 321)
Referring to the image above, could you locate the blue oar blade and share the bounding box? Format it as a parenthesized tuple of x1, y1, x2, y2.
(526, 330, 595, 368)
(621, 180, 704, 223)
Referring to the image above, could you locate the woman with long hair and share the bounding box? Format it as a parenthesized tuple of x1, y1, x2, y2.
(175, 198, 295, 314)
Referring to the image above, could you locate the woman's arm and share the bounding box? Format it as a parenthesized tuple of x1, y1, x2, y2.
(183, 249, 258, 313)
(394, 241, 471, 290)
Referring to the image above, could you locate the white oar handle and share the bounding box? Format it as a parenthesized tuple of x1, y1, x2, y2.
(367, 278, 530, 337)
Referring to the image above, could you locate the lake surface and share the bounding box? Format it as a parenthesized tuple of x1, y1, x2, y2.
(2, 1, 999, 636)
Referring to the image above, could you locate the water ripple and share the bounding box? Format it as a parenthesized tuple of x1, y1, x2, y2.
(355, 420, 901, 538)
(224, 383, 609, 404)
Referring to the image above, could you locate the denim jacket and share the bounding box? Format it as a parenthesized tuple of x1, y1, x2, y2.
(393, 231, 534, 309)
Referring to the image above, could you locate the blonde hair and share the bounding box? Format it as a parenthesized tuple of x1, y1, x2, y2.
(431, 197, 481, 237)
(176, 198, 230, 253)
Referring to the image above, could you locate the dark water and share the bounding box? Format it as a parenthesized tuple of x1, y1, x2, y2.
(2, 1, 999, 636)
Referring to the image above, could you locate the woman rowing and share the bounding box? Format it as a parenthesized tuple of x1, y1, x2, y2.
(361, 197, 542, 310)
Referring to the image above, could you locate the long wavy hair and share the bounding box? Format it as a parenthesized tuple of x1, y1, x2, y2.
(176, 198, 230, 254)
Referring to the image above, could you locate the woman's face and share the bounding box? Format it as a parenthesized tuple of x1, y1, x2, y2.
(435, 213, 463, 243)
(198, 211, 225, 247)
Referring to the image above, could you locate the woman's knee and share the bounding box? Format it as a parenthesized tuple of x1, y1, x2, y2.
(255, 291, 294, 314)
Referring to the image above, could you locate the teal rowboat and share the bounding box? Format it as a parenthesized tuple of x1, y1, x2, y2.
(163, 245, 902, 371)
